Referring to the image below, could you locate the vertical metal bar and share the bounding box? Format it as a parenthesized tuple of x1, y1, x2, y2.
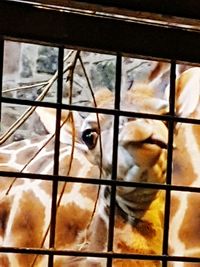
(106, 54, 122, 267)
(48, 47, 64, 267)
(0, 38, 4, 131)
(162, 61, 176, 267)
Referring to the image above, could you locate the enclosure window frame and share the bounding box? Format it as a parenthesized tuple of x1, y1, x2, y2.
(0, 1, 200, 267)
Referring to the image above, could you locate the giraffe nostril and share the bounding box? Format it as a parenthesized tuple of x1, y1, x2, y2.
(81, 129, 99, 150)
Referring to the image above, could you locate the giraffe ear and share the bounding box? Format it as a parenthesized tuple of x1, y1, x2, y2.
(166, 67, 200, 117)
(36, 107, 83, 143)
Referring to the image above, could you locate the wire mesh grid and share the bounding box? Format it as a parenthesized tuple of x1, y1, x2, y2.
(0, 4, 200, 267)
(1, 44, 200, 267)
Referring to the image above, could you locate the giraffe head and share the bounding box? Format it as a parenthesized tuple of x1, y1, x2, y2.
(80, 67, 200, 178)
(78, 85, 168, 222)
(81, 85, 168, 180)
(79, 68, 200, 217)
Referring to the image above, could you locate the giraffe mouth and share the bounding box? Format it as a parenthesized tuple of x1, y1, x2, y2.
(141, 136, 168, 149)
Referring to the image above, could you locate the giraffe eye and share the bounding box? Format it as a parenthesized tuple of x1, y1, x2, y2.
(81, 129, 98, 150)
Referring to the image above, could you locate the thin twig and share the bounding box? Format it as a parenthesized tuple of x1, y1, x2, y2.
(78, 53, 103, 246)
(78, 53, 103, 177)
(2, 81, 48, 93)
(30, 111, 72, 267)
(67, 51, 80, 105)
(31, 51, 80, 267)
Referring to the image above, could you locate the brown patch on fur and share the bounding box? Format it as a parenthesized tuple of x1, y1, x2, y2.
(58, 182, 74, 200)
(184, 264, 200, 267)
(149, 62, 169, 82)
(44, 137, 55, 152)
(192, 124, 200, 149)
(59, 156, 82, 177)
(168, 246, 175, 256)
(59, 182, 74, 195)
(40, 180, 52, 195)
(0, 165, 19, 172)
(113, 258, 160, 267)
(40, 181, 75, 197)
(0, 197, 12, 239)
(173, 126, 197, 185)
(115, 212, 156, 239)
(11, 191, 45, 266)
(179, 193, 200, 249)
(15, 254, 43, 267)
(55, 203, 91, 248)
(135, 220, 156, 239)
(186, 250, 200, 258)
(15, 146, 39, 165)
(88, 215, 108, 251)
(88, 263, 102, 267)
(27, 154, 53, 174)
(170, 195, 180, 221)
(3, 140, 27, 150)
(0, 255, 10, 267)
(0, 170, 25, 194)
(115, 213, 126, 228)
(87, 262, 103, 267)
(0, 153, 10, 163)
(117, 240, 155, 255)
(80, 184, 98, 201)
(85, 165, 100, 179)
(40, 181, 77, 197)
(54, 257, 103, 267)
(54, 258, 63, 267)
(62, 182, 73, 193)
(0, 176, 15, 192)
(30, 134, 48, 144)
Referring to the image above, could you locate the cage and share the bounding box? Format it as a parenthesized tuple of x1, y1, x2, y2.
(0, 1, 200, 267)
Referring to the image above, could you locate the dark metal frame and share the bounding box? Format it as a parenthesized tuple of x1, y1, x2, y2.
(0, 1, 200, 64)
(0, 1, 200, 267)
(70, 0, 200, 20)
(4, 0, 200, 21)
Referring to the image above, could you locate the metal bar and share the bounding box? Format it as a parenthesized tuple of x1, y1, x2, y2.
(3, 95, 200, 125)
(0, 2, 200, 64)
(0, 38, 4, 131)
(1, 0, 200, 21)
(70, 0, 200, 20)
(107, 54, 122, 267)
(1, 169, 200, 193)
(1, 245, 200, 263)
(162, 61, 176, 267)
(48, 47, 64, 267)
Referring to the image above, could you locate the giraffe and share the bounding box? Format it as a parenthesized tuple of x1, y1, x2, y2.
(0, 109, 101, 267)
(0, 66, 199, 267)
(167, 67, 200, 267)
(0, 84, 168, 267)
(64, 67, 200, 267)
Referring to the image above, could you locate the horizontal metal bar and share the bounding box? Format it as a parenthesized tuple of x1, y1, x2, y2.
(0, 1, 200, 63)
(4, 0, 200, 23)
(1, 170, 200, 193)
(2, 96, 200, 125)
(1, 245, 200, 263)
(70, 0, 200, 21)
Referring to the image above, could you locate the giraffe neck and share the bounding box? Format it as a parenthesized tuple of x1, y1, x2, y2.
(82, 183, 164, 260)
(0, 134, 100, 267)
(169, 119, 200, 263)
